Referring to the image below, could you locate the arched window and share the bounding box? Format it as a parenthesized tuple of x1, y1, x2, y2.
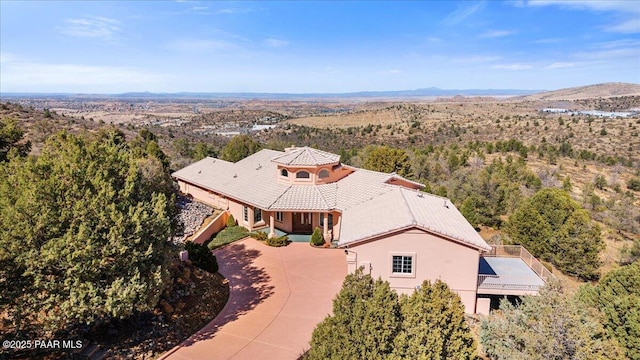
(318, 169, 330, 179)
(296, 171, 310, 179)
(280, 169, 288, 177)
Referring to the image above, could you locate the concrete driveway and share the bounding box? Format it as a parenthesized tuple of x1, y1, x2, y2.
(159, 238, 346, 360)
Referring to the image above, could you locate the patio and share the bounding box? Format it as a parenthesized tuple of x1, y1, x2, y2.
(274, 228, 312, 242)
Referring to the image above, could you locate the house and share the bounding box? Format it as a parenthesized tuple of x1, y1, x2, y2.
(172, 146, 550, 314)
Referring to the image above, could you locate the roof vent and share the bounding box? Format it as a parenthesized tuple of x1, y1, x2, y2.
(444, 200, 449, 208)
(233, 174, 237, 178)
(198, 170, 201, 174)
(256, 163, 262, 170)
(417, 192, 423, 198)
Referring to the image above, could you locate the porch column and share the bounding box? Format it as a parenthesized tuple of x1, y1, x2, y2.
(323, 212, 329, 244)
(269, 213, 276, 238)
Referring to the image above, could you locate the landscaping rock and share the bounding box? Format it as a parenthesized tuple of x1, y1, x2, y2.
(172, 195, 214, 243)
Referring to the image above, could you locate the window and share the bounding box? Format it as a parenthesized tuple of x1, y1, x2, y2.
(276, 211, 283, 222)
(280, 169, 288, 177)
(243, 206, 249, 223)
(391, 253, 415, 277)
(320, 213, 333, 228)
(318, 169, 330, 179)
(296, 171, 310, 179)
(254, 207, 262, 223)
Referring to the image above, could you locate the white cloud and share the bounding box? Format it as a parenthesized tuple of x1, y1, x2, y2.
(441, 2, 485, 25)
(1, 60, 166, 92)
(545, 62, 575, 69)
(606, 18, 640, 33)
(59, 16, 121, 40)
(493, 63, 533, 70)
(263, 38, 289, 48)
(453, 55, 501, 64)
(479, 30, 513, 38)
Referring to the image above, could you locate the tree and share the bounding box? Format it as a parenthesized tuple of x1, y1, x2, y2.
(307, 272, 476, 359)
(480, 281, 623, 360)
(219, 135, 261, 162)
(0, 117, 31, 161)
(562, 175, 572, 192)
(0, 130, 176, 335)
(578, 262, 640, 359)
(310, 227, 324, 246)
(363, 146, 413, 178)
(392, 280, 476, 360)
(505, 188, 604, 280)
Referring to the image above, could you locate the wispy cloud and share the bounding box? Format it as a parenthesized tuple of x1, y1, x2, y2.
(453, 55, 501, 64)
(263, 38, 289, 48)
(215, 8, 255, 15)
(441, 2, 485, 25)
(479, 30, 514, 38)
(524, 0, 640, 33)
(493, 63, 533, 70)
(545, 62, 575, 69)
(59, 16, 121, 40)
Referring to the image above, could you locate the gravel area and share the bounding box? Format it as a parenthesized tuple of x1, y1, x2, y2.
(172, 195, 214, 243)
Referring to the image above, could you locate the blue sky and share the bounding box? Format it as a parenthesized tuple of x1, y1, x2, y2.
(1, 1, 638, 93)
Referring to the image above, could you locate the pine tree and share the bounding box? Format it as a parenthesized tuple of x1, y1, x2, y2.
(219, 135, 261, 162)
(363, 146, 413, 178)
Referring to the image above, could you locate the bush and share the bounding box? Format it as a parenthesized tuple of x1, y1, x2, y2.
(226, 214, 236, 227)
(208, 225, 249, 250)
(267, 235, 289, 247)
(185, 241, 219, 273)
(628, 177, 640, 191)
(310, 227, 324, 246)
(250, 230, 268, 241)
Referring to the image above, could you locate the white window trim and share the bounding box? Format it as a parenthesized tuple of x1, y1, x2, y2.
(389, 252, 416, 278)
(276, 211, 284, 222)
(253, 207, 263, 224)
(280, 169, 289, 178)
(318, 169, 330, 179)
(243, 205, 249, 223)
(295, 170, 312, 181)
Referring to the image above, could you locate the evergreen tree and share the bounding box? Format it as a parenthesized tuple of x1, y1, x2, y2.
(506, 188, 604, 280)
(0, 117, 31, 161)
(307, 268, 401, 360)
(480, 282, 623, 360)
(363, 146, 413, 178)
(392, 280, 476, 360)
(0, 130, 176, 335)
(578, 262, 640, 359)
(219, 135, 261, 162)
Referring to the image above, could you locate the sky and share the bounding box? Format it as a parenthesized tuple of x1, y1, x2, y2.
(1, 0, 639, 93)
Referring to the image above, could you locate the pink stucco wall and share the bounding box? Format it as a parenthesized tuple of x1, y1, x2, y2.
(178, 180, 228, 209)
(347, 228, 480, 313)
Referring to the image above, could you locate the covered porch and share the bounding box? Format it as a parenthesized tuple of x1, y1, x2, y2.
(260, 210, 338, 244)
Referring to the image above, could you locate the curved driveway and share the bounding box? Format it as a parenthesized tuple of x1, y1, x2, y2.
(159, 238, 346, 360)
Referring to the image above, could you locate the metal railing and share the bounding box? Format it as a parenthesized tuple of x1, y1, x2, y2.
(477, 274, 544, 291)
(478, 245, 555, 290)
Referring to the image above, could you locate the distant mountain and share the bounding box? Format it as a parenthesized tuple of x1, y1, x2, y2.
(519, 82, 640, 101)
(1, 87, 541, 100)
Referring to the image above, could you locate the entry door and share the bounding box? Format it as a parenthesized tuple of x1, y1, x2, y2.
(292, 212, 312, 234)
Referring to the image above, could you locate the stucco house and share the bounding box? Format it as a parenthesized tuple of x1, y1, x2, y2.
(172, 146, 551, 314)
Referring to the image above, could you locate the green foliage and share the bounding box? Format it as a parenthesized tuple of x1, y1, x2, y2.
(0, 117, 31, 161)
(628, 177, 640, 191)
(307, 268, 401, 360)
(219, 135, 261, 162)
(208, 225, 249, 250)
(363, 146, 413, 178)
(595, 174, 607, 190)
(226, 214, 236, 227)
(184, 241, 218, 273)
(266, 235, 289, 247)
(310, 227, 325, 246)
(392, 280, 476, 360)
(506, 188, 604, 280)
(250, 230, 269, 241)
(307, 270, 475, 359)
(578, 262, 640, 359)
(562, 175, 573, 192)
(0, 130, 175, 335)
(480, 281, 623, 360)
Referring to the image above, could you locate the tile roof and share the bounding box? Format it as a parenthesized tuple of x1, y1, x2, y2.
(271, 146, 340, 166)
(172, 147, 490, 251)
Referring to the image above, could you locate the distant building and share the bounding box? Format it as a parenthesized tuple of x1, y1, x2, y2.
(541, 108, 570, 113)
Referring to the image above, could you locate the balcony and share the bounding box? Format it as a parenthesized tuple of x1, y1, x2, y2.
(477, 245, 554, 296)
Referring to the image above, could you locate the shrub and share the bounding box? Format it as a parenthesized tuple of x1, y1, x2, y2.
(628, 177, 640, 191)
(250, 230, 268, 241)
(310, 227, 324, 246)
(185, 241, 218, 273)
(226, 214, 236, 227)
(267, 235, 289, 247)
